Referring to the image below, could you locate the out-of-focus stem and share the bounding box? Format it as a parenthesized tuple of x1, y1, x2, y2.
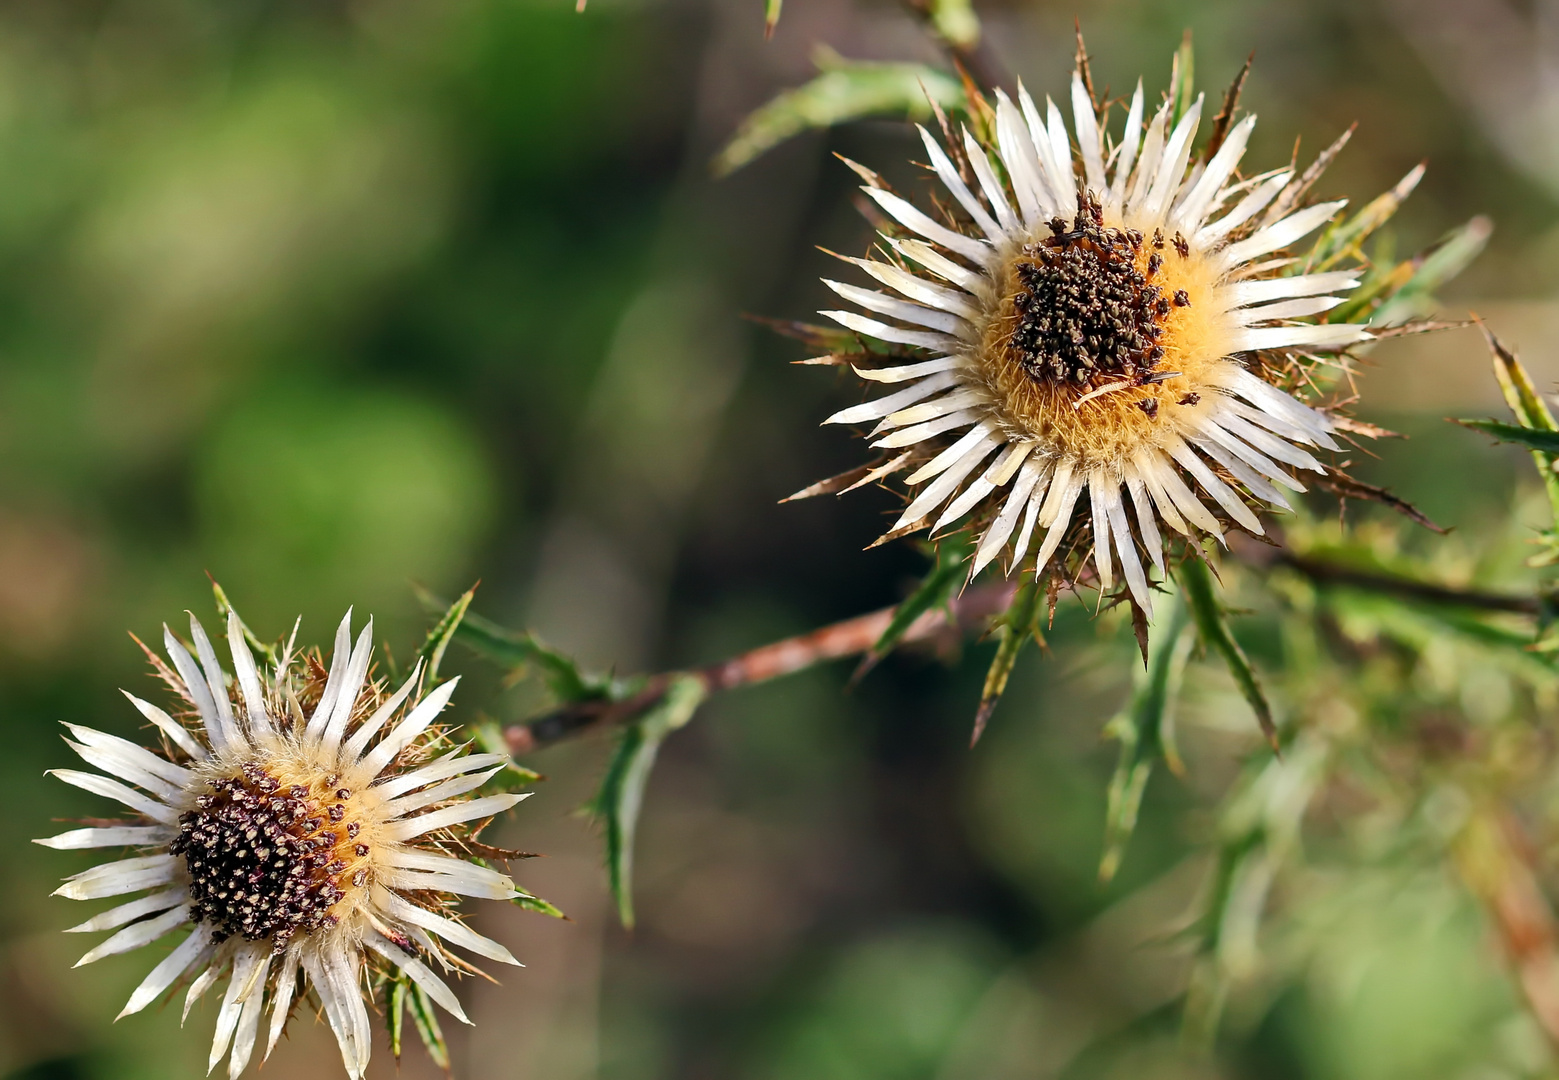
(1229, 533, 1548, 617)
(504, 581, 1016, 754)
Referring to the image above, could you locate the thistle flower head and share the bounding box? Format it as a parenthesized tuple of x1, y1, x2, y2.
(39, 602, 533, 1078)
(814, 65, 1372, 616)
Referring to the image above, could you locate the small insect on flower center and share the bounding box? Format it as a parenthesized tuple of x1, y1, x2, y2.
(1004, 197, 1183, 387)
(171, 761, 370, 953)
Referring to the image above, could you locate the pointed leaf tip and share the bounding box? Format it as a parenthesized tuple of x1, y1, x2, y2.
(418, 591, 602, 704)
(1099, 593, 1192, 883)
(593, 676, 708, 928)
(856, 535, 974, 685)
(1177, 557, 1277, 752)
(713, 58, 965, 176)
(970, 579, 1042, 745)
(417, 584, 476, 684)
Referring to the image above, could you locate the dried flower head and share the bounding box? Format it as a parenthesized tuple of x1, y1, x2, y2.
(811, 64, 1371, 616)
(39, 603, 533, 1078)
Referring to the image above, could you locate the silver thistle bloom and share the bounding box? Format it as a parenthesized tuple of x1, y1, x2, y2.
(814, 64, 1374, 617)
(39, 605, 530, 1078)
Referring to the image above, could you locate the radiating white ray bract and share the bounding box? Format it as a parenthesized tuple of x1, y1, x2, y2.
(816, 69, 1368, 617)
(39, 606, 533, 1079)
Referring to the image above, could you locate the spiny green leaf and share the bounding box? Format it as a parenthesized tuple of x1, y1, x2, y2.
(970, 579, 1042, 745)
(419, 589, 603, 703)
(512, 890, 567, 919)
(591, 675, 708, 928)
(1100, 592, 1193, 883)
(1456, 418, 1559, 455)
(854, 534, 974, 682)
(407, 981, 449, 1069)
(1487, 328, 1558, 434)
(927, 0, 980, 48)
(1169, 31, 1195, 127)
(1306, 163, 1424, 273)
(1370, 216, 1492, 327)
(1400, 215, 1493, 298)
(389, 976, 408, 1061)
(1178, 555, 1277, 751)
(467, 852, 565, 918)
(417, 584, 475, 684)
(462, 612, 599, 700)
(210, 580, 277, 668)
(1326, 247, 1412, 325)
(713, 50, 965, 176)
(1480, 328, 1559, 554)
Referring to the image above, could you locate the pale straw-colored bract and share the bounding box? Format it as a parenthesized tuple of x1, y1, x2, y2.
(816, 67, 1372, 617)
(39, 606, 528, 1078)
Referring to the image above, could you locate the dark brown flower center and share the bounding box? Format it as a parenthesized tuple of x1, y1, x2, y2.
(171, 761, 363, 952)
(1006, 199, 1185, 386)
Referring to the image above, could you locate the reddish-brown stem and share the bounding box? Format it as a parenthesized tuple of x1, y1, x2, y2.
(503, 581, 1017, 754)
(500, 538, 1550, 756)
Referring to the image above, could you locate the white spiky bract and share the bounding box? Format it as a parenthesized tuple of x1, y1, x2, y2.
(815, 70, 1370, 617)
(39, 607, 531, 1079)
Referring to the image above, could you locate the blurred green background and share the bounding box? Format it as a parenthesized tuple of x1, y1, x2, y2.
(4, 0, 1553, 1077)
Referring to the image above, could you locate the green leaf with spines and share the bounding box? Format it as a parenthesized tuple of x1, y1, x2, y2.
(1455, 418, 1559, 455)
(713, 49, 965, 176)
(970, 578, 1042, 745)
(1476, 329, 1559, 564)
(589, 674, 708, 928)
(1368, 216, 1492, 327)
(418, 588, 608, 704)
(417, 585, 475, 683)
(855, 533, 975, 681)
(1177, 554, 1277, 751)
(1303, 163, 1424, 274)
(1100, 591, 1193, 883)
(210, 580, 278, 668)
(1325, 233, 1409, 325)
(512, 890, 567, 919)
(467, 851, 565, 918)
(406, 980, 449, 1069)
(389, 975, 408, 1061)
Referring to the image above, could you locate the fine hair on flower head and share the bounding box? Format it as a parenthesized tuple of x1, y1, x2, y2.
(797, 55, 1382, 619)
(39, 599, 548, 1078)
